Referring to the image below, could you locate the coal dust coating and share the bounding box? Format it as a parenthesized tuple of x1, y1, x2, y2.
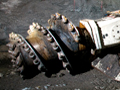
(1, 0, 120, 90)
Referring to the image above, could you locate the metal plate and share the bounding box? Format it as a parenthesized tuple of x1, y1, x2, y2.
(92, 54, 120, 81)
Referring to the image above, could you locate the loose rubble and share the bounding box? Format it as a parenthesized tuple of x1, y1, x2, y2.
(22, 83, 67, 90)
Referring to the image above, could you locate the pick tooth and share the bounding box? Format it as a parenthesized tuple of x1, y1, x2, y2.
(51, 42, 59, 51)
(8, 47, 19, 57)
(47, 34, 53, 42)
(32, 22, 36, 27)
(73, 35, 80, 43)
(62, 62, 71, 73)
(6, 42, 16, 50)
(51, 14, 56, 19)
(29, 25, 34, 32)
(41, 28, 48, 35)
(40, 26, 44, 30)
(55, 13, 61, 19)
(65, 64, 71, 73)
(9, 54, 16, 59)
(13, 47, 19, 56)
(8, 50, 13, 54)
(66, 68, 70, 73)
(16, 54, 22, 66)
(62, 15, 68, 23)
(18, 66, 24, 74)
(47, 33, 51, 37)
(38, 64, 42, 71)
(47, 37, 53, 42)
(58, 51, 65, 60)
(36, 23, 40, 29)
(68, 23, 74, 32)
(9, 32, 18, 40)
(62, 62, 69, 68)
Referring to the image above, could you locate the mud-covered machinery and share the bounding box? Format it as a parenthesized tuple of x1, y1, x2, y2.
(7, 10, 120, 81)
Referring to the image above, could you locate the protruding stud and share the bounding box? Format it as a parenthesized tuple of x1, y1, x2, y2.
(74, 35, 80, 43)
(6, 42, 16, 50)
(10, 54, 16, 59)
(36, 23, 41, 29)
(29, 51, 35, 59)
(8, 47, 19, 57)
(29, 25, 34, 32)
(66, 64, 71, 73)
(23, 44, 28, 49)
(16, 54, 22, 66)
(91, 49, 95, 55)
(68, 23, 74, 32)
(47, 34, 53, 42)
(9, 32, 19, 41)
(55, 13, 61, 19)
(32, 22, 37, 27)
(58, 51, 65, 60)
(24, 47, 30, 53)
(47, 33, 51, 37)
(47, 37, 53, 42)
(41, 28, 48, 35)
(18, 66, 24, 74)
(17, 38, 22, 43)
(33, 59, 40, 65)
(38, 64, 42, 71)
(51, 14, 56, 19)
(51, 42, 58, 51)
(11, 59, 15, 63)
(62, 15, 68, 23)
(62, 62, 68, 68)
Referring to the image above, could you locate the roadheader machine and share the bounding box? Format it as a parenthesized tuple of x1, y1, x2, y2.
(7, 10, 120, 81)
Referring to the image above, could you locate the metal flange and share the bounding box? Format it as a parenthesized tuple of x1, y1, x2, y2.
(48, 13, 82, 73)
(7, 32, 47, 77)
(49, 13, 81, 44)
(31, 23, 73, 73)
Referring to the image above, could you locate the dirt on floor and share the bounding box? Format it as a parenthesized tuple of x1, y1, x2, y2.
(1, 0, 120, 90)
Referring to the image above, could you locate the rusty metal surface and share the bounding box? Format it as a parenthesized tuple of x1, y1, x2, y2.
(7, 16, 90, 78)
(6, 10, 120, 82)
(7, 32, 47, 78)
(48, 13, 81, 53)
(27, 28, 58, 61)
